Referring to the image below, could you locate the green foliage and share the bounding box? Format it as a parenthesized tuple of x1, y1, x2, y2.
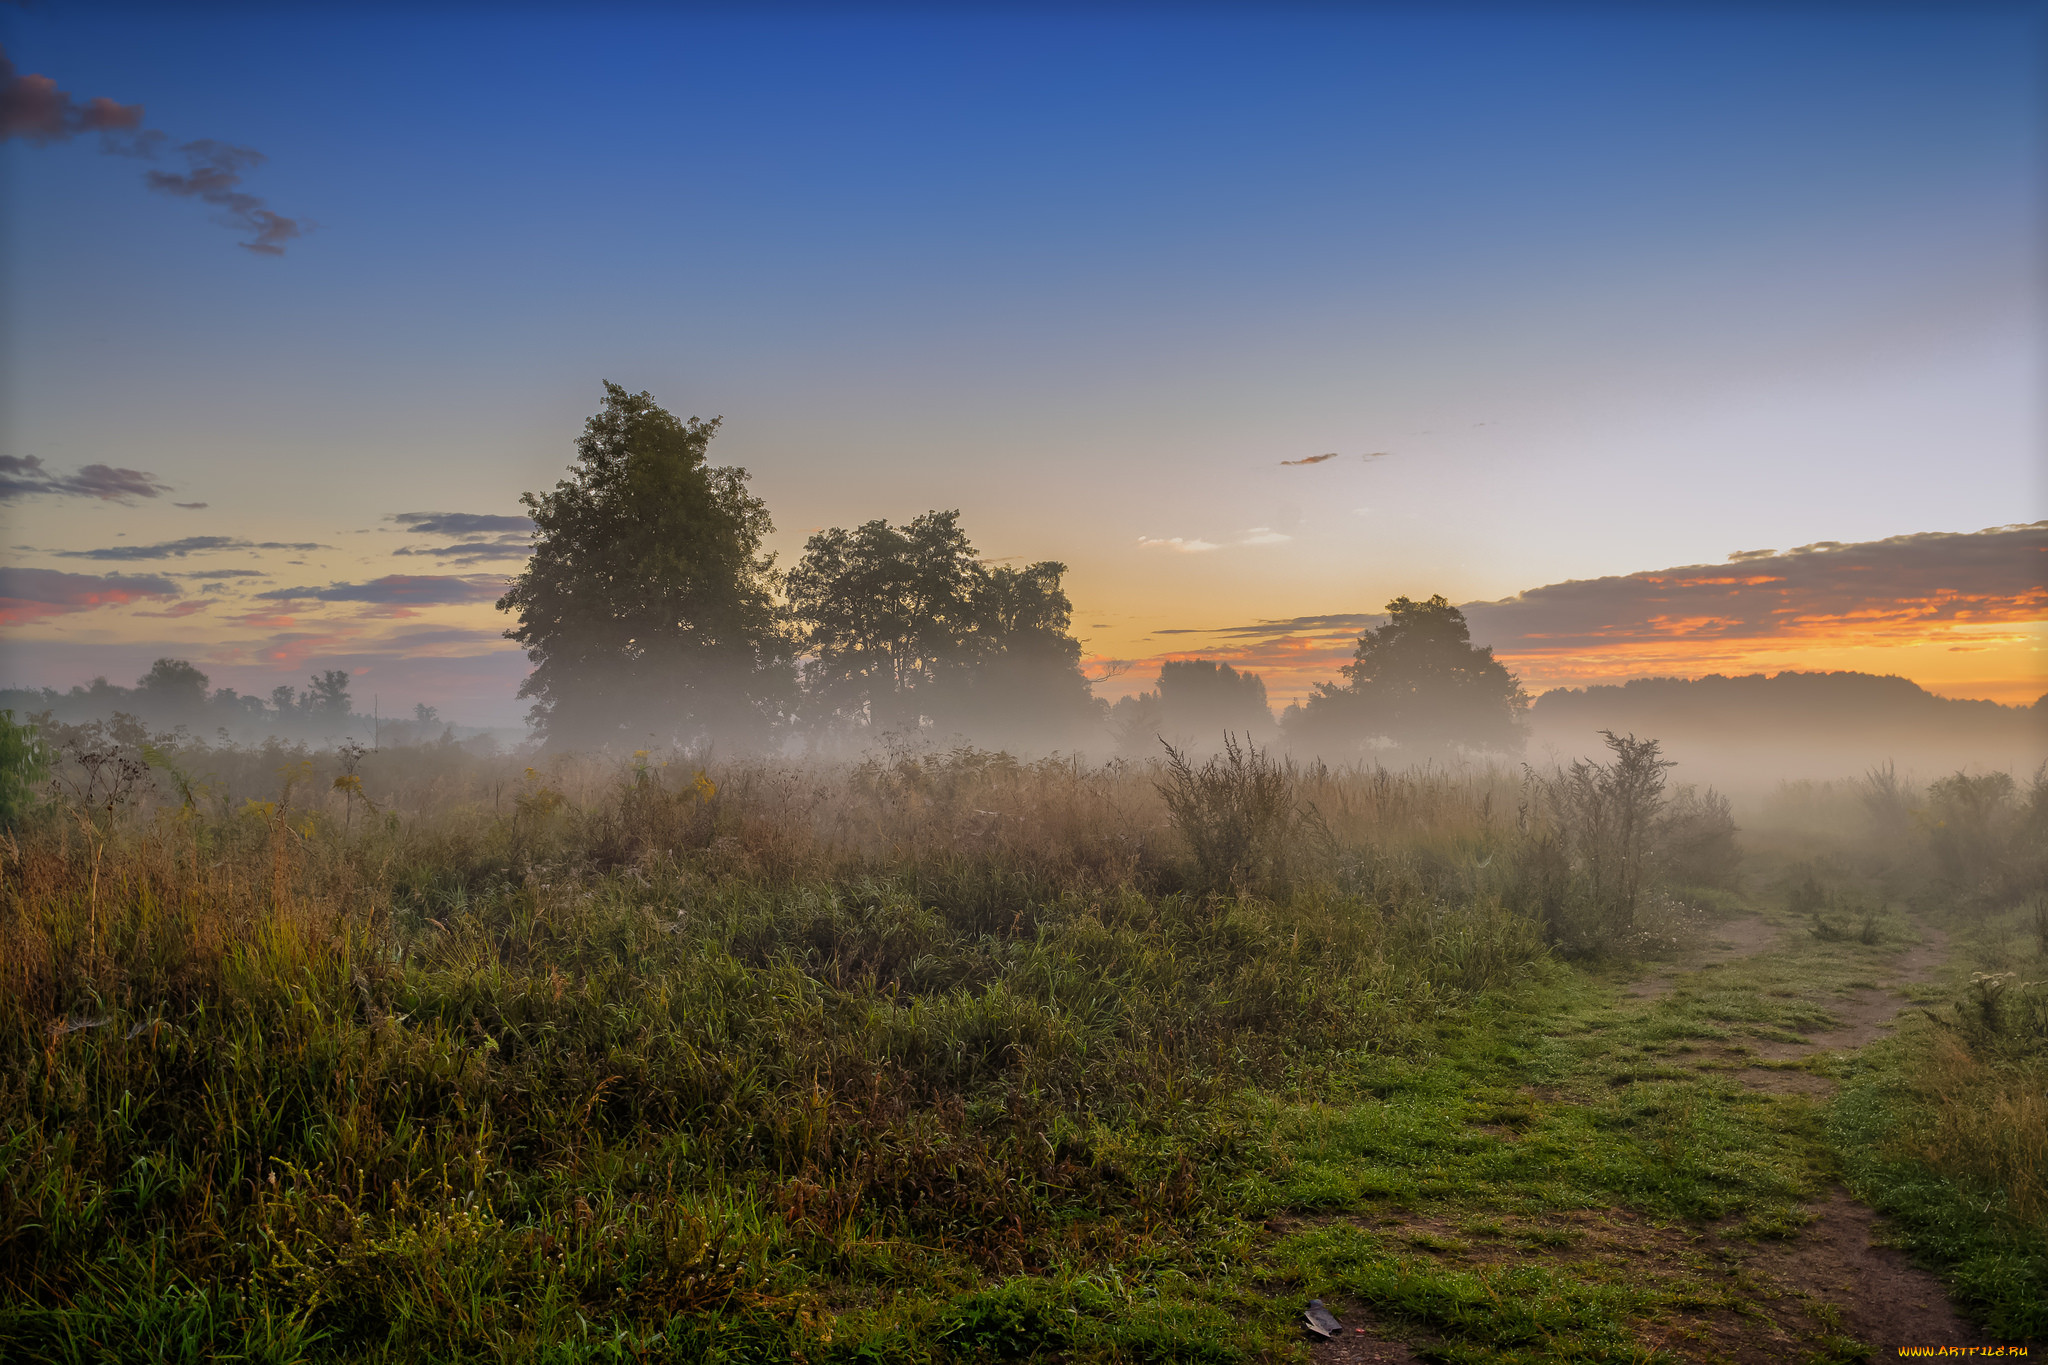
(0, 711, 48, 830)
(787, 511, 1093, 741)
(1155, 735, 1305, 893)
(499, 381, 794, 748)
(1288, 595, 1528, 758)
(1514, 731, 1675, 950)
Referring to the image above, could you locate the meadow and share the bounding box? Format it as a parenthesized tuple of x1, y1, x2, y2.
(0, 720, 2041, 1363)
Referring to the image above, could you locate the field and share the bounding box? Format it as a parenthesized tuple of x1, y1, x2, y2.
(1, 728, 2042, 1363)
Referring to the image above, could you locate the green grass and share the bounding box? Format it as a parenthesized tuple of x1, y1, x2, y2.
(1827, 901, 2048, 1342)
(1, 748, 2040, 1361)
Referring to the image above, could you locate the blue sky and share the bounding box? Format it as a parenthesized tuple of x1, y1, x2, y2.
(2, 2, 2042, 721)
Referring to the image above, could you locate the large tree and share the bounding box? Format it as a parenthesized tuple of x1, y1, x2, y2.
(1287, 594, 1527, 756)
(786, 511, 1095, 742)
(498, 383, 792, 748)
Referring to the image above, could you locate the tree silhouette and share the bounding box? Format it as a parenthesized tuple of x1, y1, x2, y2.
(1288, 594, 1526, 756)
(498, 382, 792, 748)
(787, 511, 1093, 742)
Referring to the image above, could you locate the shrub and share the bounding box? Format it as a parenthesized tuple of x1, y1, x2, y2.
(1155, 734, 1303, 891)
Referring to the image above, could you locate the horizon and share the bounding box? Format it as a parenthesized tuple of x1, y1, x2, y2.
(3, 4, 2043, 727)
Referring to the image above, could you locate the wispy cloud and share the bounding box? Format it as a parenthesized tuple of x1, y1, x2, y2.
(143, 140, 306, 256)
(52, 536, 325, 560)
(0, 567, 179, 626)
(389, 511, 535, 566)
(257, 574, 508, 609)
(173, 501, 209, 510)
(0, 454, 171, 504)
(392, 512, 534, 537)
(1280, 451, 1388, 467)
(1, 45, 305, 255)
(392, 536, 533, 565)
(1138, 527, 1291, 553)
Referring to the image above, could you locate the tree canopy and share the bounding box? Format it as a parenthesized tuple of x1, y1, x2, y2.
(1111, 659, 1273, 755)
(498, 382, 792, 748)
(1288, 594, 1527, 756)
(786, 511, 1096, 743)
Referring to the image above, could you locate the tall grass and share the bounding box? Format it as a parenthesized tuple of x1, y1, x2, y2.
(0, 739, 1555, 1362)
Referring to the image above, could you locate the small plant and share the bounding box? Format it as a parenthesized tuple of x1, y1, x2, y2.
(332, 739, 375, 832)
(0, 709, 49, 830)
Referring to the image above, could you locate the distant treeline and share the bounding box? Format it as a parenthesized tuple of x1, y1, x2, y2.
(0, 658, 456, 746)
(1532, 670, 2042, 739)
(1529, 671, 2046, 783)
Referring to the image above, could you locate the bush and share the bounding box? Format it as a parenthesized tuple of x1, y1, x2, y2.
(1658, 783, 1739, 889)
(1155, 734, 1306, 892)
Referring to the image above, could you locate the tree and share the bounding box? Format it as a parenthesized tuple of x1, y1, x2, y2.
(1114, 659, 1271, 754)
(498, 382, 792, 748)
(786, 511, 1095, 743)
(135, 658, 210, 722)
(1288, 594, 1527, 756)
(786, 511, 986, 732)
(303, 670, 353, 726)
(945, 560, 1100, 747)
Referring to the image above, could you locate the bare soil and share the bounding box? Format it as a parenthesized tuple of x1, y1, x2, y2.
(1625, 915, 1780, 1001)
(1748, 927, 1950, 1065)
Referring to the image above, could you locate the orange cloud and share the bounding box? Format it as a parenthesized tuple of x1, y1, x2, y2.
(0, 567, 179, 626)
(1131, 523, 2047, 706)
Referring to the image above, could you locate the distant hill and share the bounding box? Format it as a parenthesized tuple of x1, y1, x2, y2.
(1527, 671, 2046, 786)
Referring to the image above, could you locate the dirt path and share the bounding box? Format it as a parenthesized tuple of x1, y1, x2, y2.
(1305, 919, 1989, 1363)
(1624, 914, 1780, 1001)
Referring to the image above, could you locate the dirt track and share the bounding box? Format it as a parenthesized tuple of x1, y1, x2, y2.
(1306, 918, 1989, 1363)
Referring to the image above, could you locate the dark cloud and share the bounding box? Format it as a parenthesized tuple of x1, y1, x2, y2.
(388, 512, 535, 566)
(1157, 612, 1380, 638)
(393, 535, 533, 565)
(55, 535, 248, 560)
(392, 512, 534, 536)
(0, 43, 146, 147)
(178, 568, 268, 579)
(256, 574, 508, 607)
(0, 567, 178, 626)
(0, 454, 171, 503)
(1463, 522, 2047, 653)
(144, 139, 306, 256)
(173, 501, 209, 510)
(1163, 525, 2045, 658)
(50, 536, 325, 560)
(1, 46, 303, 255)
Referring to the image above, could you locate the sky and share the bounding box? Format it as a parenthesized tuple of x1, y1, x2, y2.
(2, 1, 2043, 725)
